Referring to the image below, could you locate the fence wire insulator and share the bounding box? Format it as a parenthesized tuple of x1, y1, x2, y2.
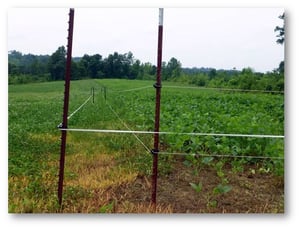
(151, 149, 159, 155)
(153, 83, 162, 89)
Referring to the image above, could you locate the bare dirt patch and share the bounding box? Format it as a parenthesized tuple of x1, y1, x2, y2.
(108, 159, 284, 213)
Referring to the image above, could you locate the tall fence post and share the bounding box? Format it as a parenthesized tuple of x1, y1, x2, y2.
(151, 8, 164, 207)
(58, 8, 75, 206)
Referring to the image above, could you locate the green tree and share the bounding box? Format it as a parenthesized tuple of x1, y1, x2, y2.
(76, 58, 88, 78)
(122, 52, 133, 78)
(103, 52, 122, 78)
(48, 46, 66, 80)
(274, 13, 284, 76)
(208, 68, 217, 80)
(89, 54, 103, 78)
(274, 13, 285, 45)
(277, 61, 284, 74)
(131, 59, 141, 79)
(239, 68, 256, 90)
(71, 61, 80, 80)
(8, 63, 18, 75)
(164, 57, 182, 80)
(139, 62, 156, 80)
(102, 51, 135, 78)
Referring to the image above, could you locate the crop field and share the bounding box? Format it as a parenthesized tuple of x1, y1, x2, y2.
(8, 79, 284, 213)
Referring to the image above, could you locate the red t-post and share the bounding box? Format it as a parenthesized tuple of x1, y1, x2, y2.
(151, 8, 164, 207)
(58, 8, 74, 206)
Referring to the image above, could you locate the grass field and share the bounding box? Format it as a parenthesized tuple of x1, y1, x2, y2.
(8, 79, 284, 213)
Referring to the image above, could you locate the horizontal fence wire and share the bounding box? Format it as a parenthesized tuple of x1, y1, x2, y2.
(57, 127, 284, 160)
(98, 84, 284, 95)
(164, 85, 284, 94)
(58, 128, 284, 139)
(109, 85, 153, 93)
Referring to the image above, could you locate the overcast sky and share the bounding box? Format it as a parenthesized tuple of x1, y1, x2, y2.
(8, 7, 284, 72)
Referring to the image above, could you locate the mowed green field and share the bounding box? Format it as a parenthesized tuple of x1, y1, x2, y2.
(8, 79, 284, 213)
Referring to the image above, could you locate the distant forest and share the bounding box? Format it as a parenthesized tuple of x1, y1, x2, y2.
(8, 47, 284, 92)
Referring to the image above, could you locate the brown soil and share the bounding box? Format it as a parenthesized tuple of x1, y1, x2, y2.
(108, 159, 284, 213)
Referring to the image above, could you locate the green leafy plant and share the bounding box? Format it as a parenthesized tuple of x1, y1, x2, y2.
(189, 182, 203, 193)
(213, 184, 232, 195)
(99, 201, 115, 213)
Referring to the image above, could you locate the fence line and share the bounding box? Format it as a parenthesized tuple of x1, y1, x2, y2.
(58, 128, 284, 139)
(164, 85, 284, 94)
(109, 85, 153, 93)
(57, 86, 284, 161)
(57, 86, 283, 161)
(56, 84, 152, 153)
(97, 84, 284, 95)
(58, 128, 284, 160)
(67, 95, 92, 120)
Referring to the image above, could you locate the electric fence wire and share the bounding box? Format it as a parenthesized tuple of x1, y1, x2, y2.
(105, 99, 152, 153)
(58, 126, 284, 160)
(97, 83, 284, 94)
(103, 83, 284, 159)
(108, 85, 153, 93)
(67, 95, 92, 120)
(58, 81, 152, 153)
(58, 128, 284, 139)
(58, 84, 284, 160)
(57, 94, 92, 128)
(163, 85, 284, 94)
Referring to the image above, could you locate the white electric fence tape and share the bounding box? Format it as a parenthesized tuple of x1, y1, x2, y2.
(59, 128, 284, 139)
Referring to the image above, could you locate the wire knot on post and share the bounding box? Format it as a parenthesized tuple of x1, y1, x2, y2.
(153, 83, 162, 89)
(151, 149, 159, 155)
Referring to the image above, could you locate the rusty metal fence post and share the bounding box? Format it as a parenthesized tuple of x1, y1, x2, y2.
(58, 8, 75, 206)
(151, 8, 164, 207)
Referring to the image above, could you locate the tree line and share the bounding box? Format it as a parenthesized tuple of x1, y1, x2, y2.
(176, 67, 284, 92)
(8, 47, 179, 84)
(8, 47, 284, 91)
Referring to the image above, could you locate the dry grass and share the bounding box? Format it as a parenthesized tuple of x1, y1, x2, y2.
(65, 152, 137, 190)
